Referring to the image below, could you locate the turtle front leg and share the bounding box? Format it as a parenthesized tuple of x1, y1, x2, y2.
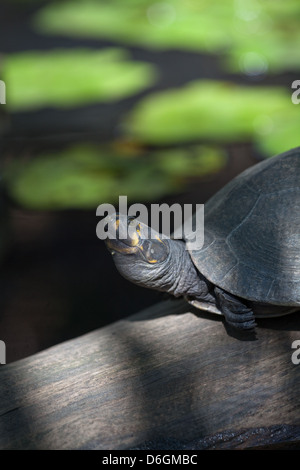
(214, 287, 256, 330)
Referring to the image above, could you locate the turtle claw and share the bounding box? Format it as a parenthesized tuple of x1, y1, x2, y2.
(214, 287, 256, 331)
(227, 317, 257, 330)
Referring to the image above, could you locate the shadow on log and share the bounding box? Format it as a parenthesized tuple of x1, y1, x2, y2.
(0, 299, 299, 450)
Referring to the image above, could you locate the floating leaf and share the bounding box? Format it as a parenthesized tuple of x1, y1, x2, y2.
(3, 48, 157, 111)
(155, 146, 227, 177)
(4, 144, 227, 209)
(125, 80, 293, 148)
(33, 0, 300, 73)
(5, 150, 117, 209)
(33, 1, 229, 52)
(256, 118, 300, 157)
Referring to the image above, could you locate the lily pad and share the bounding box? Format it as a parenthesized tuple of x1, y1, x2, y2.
(125, 80, 293, 149)
(33, 0, 300, 73)
(155, 146, 227, 177)
(256, 118, 300, 157)
(3, 48, 157, 111)
(4, 144, 227, 209)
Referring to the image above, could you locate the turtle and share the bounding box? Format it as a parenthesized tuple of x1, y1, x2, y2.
(104, 147, 300, 330)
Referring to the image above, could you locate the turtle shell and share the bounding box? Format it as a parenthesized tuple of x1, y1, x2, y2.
(186, 147, 300, 306)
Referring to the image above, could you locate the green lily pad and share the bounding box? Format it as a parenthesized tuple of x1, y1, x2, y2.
(3, 48, 157, 111)
(155, 146, 227, 177)
(125, 80, 293, 148)
(33, 1, 230, 52)
(4, 144, 227, 209)
(256, 118, 300, 157)
(5, 150, 117, 209)
(33, 0, 300, 73)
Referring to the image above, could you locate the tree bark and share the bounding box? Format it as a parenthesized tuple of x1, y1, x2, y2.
(0, 299, 299, 450)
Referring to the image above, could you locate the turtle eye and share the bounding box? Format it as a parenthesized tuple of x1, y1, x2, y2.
(141, 239, 169, 264)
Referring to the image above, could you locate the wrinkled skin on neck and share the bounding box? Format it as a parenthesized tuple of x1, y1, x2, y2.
(104, 213, 214, 303)
(117, 238, 213, 300)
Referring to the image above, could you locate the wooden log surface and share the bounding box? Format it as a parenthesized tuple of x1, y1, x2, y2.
(0, 299, 300, 450)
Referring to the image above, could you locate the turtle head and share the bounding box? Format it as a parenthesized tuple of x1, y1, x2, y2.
(104, 213, 171, 289)
(103, 213, 211, 302)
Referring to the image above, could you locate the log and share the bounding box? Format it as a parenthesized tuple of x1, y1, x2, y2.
(0, 299, 300, 450)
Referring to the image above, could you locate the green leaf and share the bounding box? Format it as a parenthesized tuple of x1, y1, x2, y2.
(5, 150, 117, 209)
(255, 118, 300, 157)
(4, 143, 227, 209)
(155, 146, 227, 177)
(3, 48, 157, 111)
(33, 0, 300, 73)
(125, 80, 292, 146)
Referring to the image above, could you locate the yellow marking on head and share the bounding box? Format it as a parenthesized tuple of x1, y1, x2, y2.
(148, 259, 158, 264)
(155, 235, 163, 243)
(130, 231, 140, 246)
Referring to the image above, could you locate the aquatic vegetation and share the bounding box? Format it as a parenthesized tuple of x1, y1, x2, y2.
(3, 48, 157, 111)
(4, 144, 227, 209)
(34, 0, 300, 73)
(125, 80, 299, 155)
